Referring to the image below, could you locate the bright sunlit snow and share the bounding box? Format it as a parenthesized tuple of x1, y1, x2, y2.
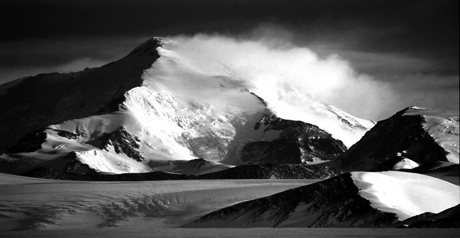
(352, 171, 460, 221)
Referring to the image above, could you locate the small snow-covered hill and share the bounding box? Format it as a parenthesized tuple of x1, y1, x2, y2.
(335, 106, 459, 171)
(184, 171, 459, 228)
(0, 38, 374, 174)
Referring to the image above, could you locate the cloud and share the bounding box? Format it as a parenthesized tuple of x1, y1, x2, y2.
(168, 33, 398, 121)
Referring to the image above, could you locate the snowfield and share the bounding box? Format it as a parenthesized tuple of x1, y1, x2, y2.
(0, 172, 311, 232)
(351, 171, 460, 221)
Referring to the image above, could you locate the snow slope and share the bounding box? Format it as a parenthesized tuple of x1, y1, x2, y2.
(0, 37, 374, 174)
(186, 171, 459, 227)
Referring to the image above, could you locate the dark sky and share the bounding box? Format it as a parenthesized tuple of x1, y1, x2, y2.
(0, 0, 458, 119)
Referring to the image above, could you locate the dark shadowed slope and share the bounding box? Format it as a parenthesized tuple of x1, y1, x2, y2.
(334, 106, 458, 171)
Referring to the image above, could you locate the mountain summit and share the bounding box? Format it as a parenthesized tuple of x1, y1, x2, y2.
(0, 38, 374, 174)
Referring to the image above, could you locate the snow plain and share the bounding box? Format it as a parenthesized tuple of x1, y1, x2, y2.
(0, 172, 310, 232)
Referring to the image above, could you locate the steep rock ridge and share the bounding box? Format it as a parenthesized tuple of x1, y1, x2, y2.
(184, 173, 398, 228)
(0, 37, 374, 174)
(0, 38, 162, 153)
(241, 115, 347, 164)
(335, 106, 459, 171)
(101, 127, 144, 162)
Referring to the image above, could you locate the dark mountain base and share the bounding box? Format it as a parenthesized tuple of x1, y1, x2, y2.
(21, 164, 343, 181)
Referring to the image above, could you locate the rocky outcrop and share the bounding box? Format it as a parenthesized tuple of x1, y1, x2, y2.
(101, 127, 144, 162)
(6, 129, 47, 153)
(242, 115, 347, 164)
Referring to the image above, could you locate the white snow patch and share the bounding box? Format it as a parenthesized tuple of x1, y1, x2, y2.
(392, 158, 420, 170)
(75, 149, 150, 174)
(351, 171, 460, 221)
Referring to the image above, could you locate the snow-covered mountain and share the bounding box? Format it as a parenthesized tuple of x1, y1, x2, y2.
(184, 171, 459, 228)
(335, 106, 459, 171)
(0, 37, 374, 174)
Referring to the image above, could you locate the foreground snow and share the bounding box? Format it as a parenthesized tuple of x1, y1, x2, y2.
(351, 171, 459, 221)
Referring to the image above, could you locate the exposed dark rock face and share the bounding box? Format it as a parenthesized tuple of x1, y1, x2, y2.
(184, 173, 397, 228)
(6, 128, 79, 154)
(400, 204, 460, 228)
(22, 167, 189, 181)
(183, 158, 212, 168)
(58, 152, 99, 175)
(242, 115, 347, 164)
(55, 129, 79, 140)
(6, 129, 47, 153)
(0, 38, 161, 153)
(335, 108, 448, 171)
(101, 127, 144, 162)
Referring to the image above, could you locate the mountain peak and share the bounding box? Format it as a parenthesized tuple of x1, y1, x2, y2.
(0, 37, 375, 174)
(128, 37, 164, 57)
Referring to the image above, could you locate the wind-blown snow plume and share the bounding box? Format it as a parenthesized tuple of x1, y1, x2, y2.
(169, 34, 395, 122)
